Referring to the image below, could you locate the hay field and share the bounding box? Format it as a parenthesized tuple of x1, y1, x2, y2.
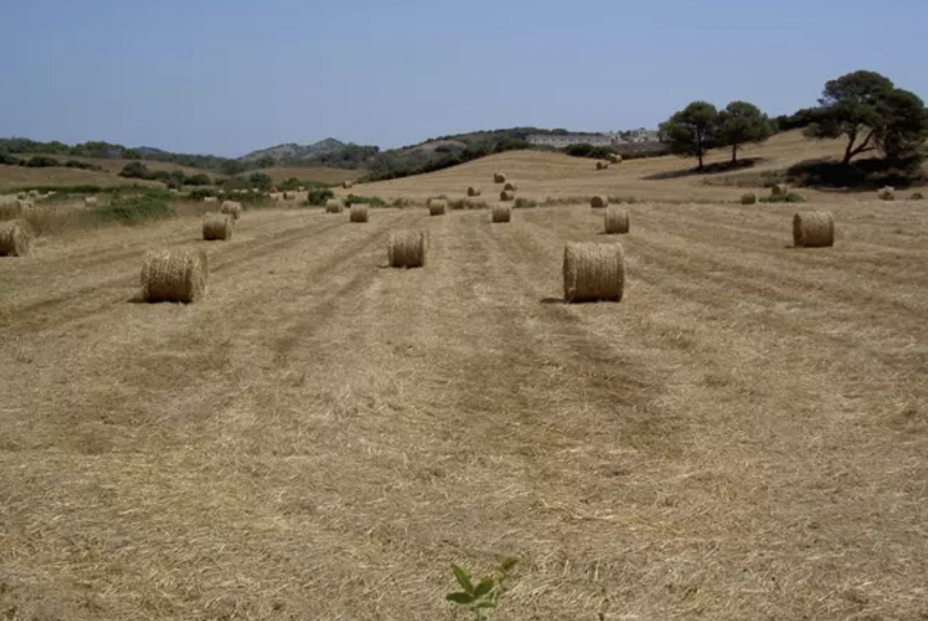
(259, 165, 360, 185)
(1, 146, 927, 620)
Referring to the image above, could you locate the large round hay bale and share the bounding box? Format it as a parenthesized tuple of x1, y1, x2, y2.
(771, 184, 789, 196)
(140, 248, 208, 303)
(563, 242, 626, 303)
(349, 203, 369, 223)
(878, 186, 896, 201)
(325, 199, 344, 213)
(793, 211, 834, 248)
(0, 220, 33, 257)
(467, 186, 481, 197)
(270, 192, 282, 202)
(16, 192, 27, 200)
(343, 180, 355, 189)
(604, 206, 630, 234)
(388, 229, 428, 268)
(202, 212, 234, 241)
(203, 196, 219, 203)
(741, 192, 758, 205)
(500, 190, 515, 202)
(590, 195, 608, 208)
(491, 204, 511, 223)
(607, 153, 623, 164)
(494, 173, 507, 184)
(503, 182, 518, 192)
(220, 200, 242, 220)
(28, 190, 39, 199)
(596, 161, 610, 170)
(84, 196, 98, 207)
(429, 200, 446, 216)
(15, 198, 33, 213)
(282, 191, 292, 201)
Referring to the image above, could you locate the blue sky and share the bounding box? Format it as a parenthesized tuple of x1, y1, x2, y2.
(1, 0, 924, 156)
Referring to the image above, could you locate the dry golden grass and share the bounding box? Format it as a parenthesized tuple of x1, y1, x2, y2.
(1, 138, 928, 620)
(258, 165, 360, 185)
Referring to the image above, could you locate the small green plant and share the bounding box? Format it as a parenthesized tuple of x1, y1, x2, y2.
(446, 558, 518, 621)
(92, 194, 175, 224)
(760, 192, 806, 203)
(307, 187, 335, 206)
(344, 194, 387, 207)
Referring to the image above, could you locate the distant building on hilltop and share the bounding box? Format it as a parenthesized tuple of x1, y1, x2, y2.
(527, 129, 660, 149)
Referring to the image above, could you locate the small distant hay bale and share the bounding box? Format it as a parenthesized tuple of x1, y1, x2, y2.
(343, 180, 355, 189)
(16, 198, 33, 213)
(503, 182, 518, 191)
(202, 212, 234, 241)
(141, 248, 208, 304)
(491, 204, 511, 223)
(596, 161, 610, 170)
(28, 190, 39, 198)
(793, 211, 834, 248)
(0, 220, 33, 257)
(429, 199, 447, 216)
(910, 192, 925, 200)
(604, 206, 630, 235)
(283, 191, 293, 201)
(464, 198, 488, 210)
(270, 192, 282, 202)
(325, 199, 344, 213)
(741, 192, 758, 205)
(297, 186, 306, 192)
(494, 173, 507, 184)
(590, 195, 608, 208)
(349, 203, 369, 223)
(878, 186, 896, 201)
(388, 229, 428, 268)
(220, 200, 242, 220)
(467, 186, 481, 197)
(203, 196, 219, 203)
(771, 184, 789, 196)
(607, 153, 623, 164)
(563, 242, 626, 303)
(500, 190, 515, 202)
(84, 196, 98, 207)
(16, 192, 27, 200)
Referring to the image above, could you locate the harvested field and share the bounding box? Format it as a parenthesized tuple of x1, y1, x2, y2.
(0, 170, 927, 621)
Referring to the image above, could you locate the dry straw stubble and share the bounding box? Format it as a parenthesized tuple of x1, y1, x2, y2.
(220, 200, 242, 220)
(604, 206, 630, 234)
(0, 220, 33, 257)
(349, 203, 369, 223)
(388, 229, 428, 268)
(590, 195, 608, 208)
(563, 242, 626, 303)
(491, 204, 511, 223)
(793, 211, 835, 248)
(202, 212, 234, 241)
(141, 248, 208, 303)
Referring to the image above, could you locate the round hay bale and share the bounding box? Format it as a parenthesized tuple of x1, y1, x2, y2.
(771, 184, 789, 196)
(16, 192, 27, 200)
(500, 190, 515, 202)
(297, 186, 306, 192)
(604, 206, 630, 234)
(464, 198, 488, 210)
(596, 161, 610, 170)
(0, 220, 33, 257)
(282, 191, 292, 201)
(15, 198, 33, 213)
(563, 242, 626, 303)
(608, 153, 622, 164)
(590, 195, 608, 208)
(203, 196, 219, 203)
(494, 173, 507, 184)
(220, 200, 242, 220)
(343, 180, 355, 189)
(878, 186, 896, 201)
(910, 192, 925, 200)
(793, 211, 834, 248)
(28, 190, 39, 198)
(202, 212, 234, 241)
(741, 192, 758, 205)
(491, 204, 511, 223)
(429, 200, 447, 216)
(503, 182, 518, 192)
(84, 196, 98, 207)
(325, 199, 344, 213)
(388, 229, 428, 268)
(349, 203, 369, 223)
(140, 248, 207, 303)
(467, 186, 482, 197)
(270, 192, 282, 202)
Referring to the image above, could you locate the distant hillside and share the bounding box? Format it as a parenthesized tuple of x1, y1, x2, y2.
(239, 138, 353, 163)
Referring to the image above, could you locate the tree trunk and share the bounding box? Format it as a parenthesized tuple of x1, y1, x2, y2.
(842, 137, 856, 165)
(731, 144, 738, 164)
(697, 151, 704, 170)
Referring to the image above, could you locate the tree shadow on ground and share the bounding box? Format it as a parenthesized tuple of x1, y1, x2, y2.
(642, 158, 765, 181)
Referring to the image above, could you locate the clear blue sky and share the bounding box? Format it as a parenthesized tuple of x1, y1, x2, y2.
(1, 0, 924, 157)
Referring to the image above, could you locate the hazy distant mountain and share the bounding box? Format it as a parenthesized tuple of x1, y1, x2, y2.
(239, 138, 349, 162)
